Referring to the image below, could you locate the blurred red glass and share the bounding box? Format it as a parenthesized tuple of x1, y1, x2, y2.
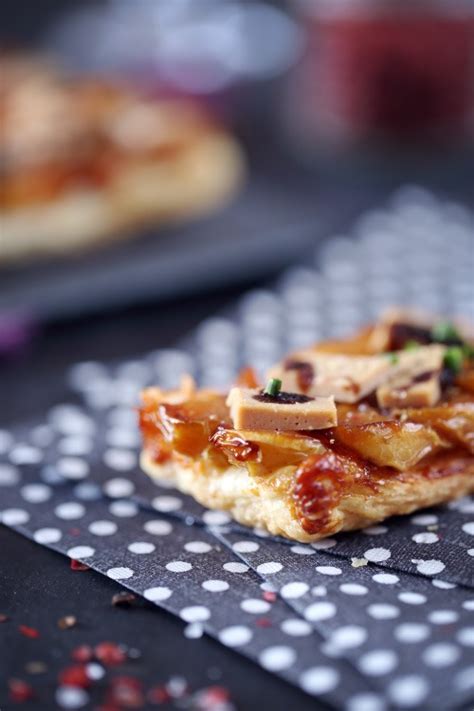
(290, 1, 474, 147)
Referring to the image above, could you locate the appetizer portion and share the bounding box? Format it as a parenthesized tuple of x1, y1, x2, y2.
(139, 311, 474, 542)
(0, 53, 244, 262)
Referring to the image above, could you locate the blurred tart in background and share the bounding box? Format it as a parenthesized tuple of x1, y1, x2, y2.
(0, 53, 245, 263)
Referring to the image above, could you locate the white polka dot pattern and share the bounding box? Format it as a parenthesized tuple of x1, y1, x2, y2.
(1, 189, 473, 710)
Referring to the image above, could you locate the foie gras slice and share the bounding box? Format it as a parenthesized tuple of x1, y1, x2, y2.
(226, 387, 337, 431)
(376, 344, 445, 408)
(267, 345, 446, 405)
(368, 307, 474, 352)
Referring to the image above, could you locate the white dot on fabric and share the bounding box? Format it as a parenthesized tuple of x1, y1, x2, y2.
(398, 592, 427, 605)
(106, 567, 134, 580)
(455, 666, 474, 691)
(412, 532, 439, 544)
(54, 502, 85, 520)
(431, 579, 456, 590)
(372, 573, 399, 585)
(428, 610, 459, 625)
(88, 520, 117, 536)
(109, 500, 138, 517)
(281, 582, 309, 599)
(304, 602, 337, 622)
(58, 436, 93, 456)
(0, 464, 19, 486)
(339, 583, 368, 596)
(180, 606, 210, 623)
(103, 448, 137, 471)
(260, 646, 296, 671)
(395, 623, 430, 644)
(9, 444, 43, 465)
(67, 546, 95, 559)
(256, 562, 283, 575)
(362, 526, 388, 536)
(462, 522, 474, 536)
(358, 650, 398, 676)
(411, 514, 438, 526)
(74, 483, 101, 501)
(219, 625, 253, 647)
(388, 675, 429, 707)
(21, 483, 52, 503)
(232, 541, 260, 553)
(202, 579, 229, 593)
(316, 566, 342, 576)
(330, 625, 368, 649)
(128, 542, 155, 554)
(291, 545, 315, 556)
(281, 619, 312, 637)
(55, 685, 89, 709)
(422, 643, 460, 667)
(144, 520, 172, 536)
(223, 562, 249, 574)
(311, 538, 337, 550)
(202, 510, 231, 526)
(468, 549, 474, 557)
(57, 457, 89, 480)
(299, 666, 339, 695)
(462, 600, 474, 611)
(364, 547, 391, 562)
(166, 561, 192, 573)
(412, 559, 445, 576)
(311, 585, 327, 597)
(0, 430, 13, 454)
(184, 541, 212, 554)
(144, 586, 172, 602)
(367, 604, 400, 620)
(34, 527, 62, 544)
(240, 599, 271, 615)
(1, 508, 30, 526)
(457, 627, 474, 647)
(346, 693, 386, 711)
(152, 496, 182, 513)
(103, 478, 135, 498)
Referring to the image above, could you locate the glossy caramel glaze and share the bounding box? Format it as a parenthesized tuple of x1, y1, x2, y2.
(139, 323, 474, 536)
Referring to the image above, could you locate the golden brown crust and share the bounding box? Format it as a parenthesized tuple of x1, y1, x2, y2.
(141, 449, 474, 543)
(138, 315, 474, 543)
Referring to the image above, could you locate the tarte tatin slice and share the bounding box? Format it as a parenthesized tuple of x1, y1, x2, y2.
(139, 309, 474, 542)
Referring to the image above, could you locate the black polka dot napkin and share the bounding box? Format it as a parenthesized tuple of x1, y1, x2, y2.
(1, 188, 473, 710)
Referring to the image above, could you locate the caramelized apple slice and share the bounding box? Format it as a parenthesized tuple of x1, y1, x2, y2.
(402, 403, 474, 454)
(335, 421, 448, 471)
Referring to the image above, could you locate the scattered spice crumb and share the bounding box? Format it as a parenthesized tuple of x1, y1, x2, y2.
(59, 664, 91, 688)
(111, 591, 137, 607)
(0, 613, 10, 623)
(25, 661, 48, 674)
(71, 645, 93, 663)
(262, 591, 276, 603)
(109, 675, 144, 707)
(94, 641, 127, 666)
(256, 618, 272, 628)
(351, 557, 368, 568)
(70, 559, 89, 571)
(58, 615, 77, 630)
(427, 524, 439, 531)
(9, 679, 35, 702)
(19, 625, 40, 639)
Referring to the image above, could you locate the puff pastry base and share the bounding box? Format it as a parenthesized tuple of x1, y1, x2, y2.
(141, 449, 474, 543)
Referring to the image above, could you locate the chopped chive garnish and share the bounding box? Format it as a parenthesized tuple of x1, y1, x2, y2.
(431, 321, 461, 343)
(404, 340, 421, 351)
(263, 378, 282, 396)
(443, 346, 464, 375)
(385, 352, 399, 364)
